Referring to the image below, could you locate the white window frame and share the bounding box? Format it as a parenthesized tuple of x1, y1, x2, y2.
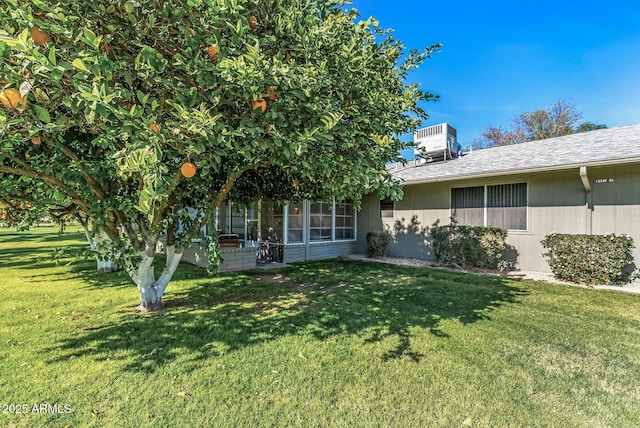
(307, 199, 357, 243)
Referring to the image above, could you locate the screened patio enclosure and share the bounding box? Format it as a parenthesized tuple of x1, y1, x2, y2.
(205, 199, 357, 265)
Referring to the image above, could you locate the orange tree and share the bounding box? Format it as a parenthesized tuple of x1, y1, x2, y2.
(0, 0, 440, 311)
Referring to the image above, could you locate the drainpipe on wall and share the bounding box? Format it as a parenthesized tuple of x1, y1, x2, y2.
(579, 166, 593, 235)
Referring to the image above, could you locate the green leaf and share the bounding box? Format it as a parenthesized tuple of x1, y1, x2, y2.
(47, 45, 57, 65)
(72, 58, 90, 72)
(32, 105, 51, 123)
(0, 42, 10, 58)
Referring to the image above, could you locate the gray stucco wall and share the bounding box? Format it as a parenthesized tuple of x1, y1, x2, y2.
(357, 164, 640, 273)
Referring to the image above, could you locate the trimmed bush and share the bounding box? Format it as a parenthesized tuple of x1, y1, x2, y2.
(541, 233, 635, 285)
(366, 231, 391, 258)
(430, 225, 508, 269)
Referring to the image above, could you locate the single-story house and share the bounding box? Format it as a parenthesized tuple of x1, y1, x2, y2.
(184, 123, 640, 273)
(357, 123, 640, 272)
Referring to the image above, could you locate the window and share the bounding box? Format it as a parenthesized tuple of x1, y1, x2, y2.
(488, 183, 527, 230)
(380, 197, 394, 218)
(451, 183, 527, 231)
(231, 205, 246, 239)
(451, 186, 484, 226)
(246, 203, 259, 241)
(261, 201, 284, 241)
(310, 202, 333, 241)
(334, 201, 355, 240)
(287, 203, 304, 243)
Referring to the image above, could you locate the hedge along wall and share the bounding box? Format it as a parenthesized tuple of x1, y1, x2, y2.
(430, 225, 508, 270)
(541, 233, 636, 285)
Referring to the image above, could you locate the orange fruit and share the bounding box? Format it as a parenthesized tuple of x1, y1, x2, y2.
(0, 88, 27, 110)
(31, 137, 41, 145)
(31, 25, 50, 45)
(252, 98, 267, 114)
(180, 162, 197, 178)
(207, 44, 219, 61)
(266, 85, 278, 100)
(149, 123, 159, 134)
(248, 15, 258, 30)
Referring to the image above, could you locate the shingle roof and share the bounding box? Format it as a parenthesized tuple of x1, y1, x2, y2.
(389, 124, 640, 185)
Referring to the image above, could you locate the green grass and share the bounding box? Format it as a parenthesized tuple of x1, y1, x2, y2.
(1, 227, 640, 427)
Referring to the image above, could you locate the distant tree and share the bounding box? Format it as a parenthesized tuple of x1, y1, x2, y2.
(518, 99, 581, 140)
(476, 125, 526, 148)
(575, 122, 608, 133)
(477, 100, 607, 147)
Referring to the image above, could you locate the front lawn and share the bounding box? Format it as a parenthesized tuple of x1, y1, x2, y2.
(1, 228, 639, 427)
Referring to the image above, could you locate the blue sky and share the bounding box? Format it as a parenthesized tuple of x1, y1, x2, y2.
(352, 0, 640, 158)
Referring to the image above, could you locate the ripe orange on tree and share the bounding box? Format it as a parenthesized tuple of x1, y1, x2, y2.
(248, 15, 258, 30)
(252, 98, 267, 114)
(207, 44, 219, 61)
(180, 162, 197, 178)
(149, 123, 160, 134)
(266, 85, 278, 101)
(31, 136, 41, 145)
(31, 25, 50, 45)
(0, 88, 27, 110)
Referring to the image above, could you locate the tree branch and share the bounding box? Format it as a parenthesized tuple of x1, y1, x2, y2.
(45, 139, 107, 201)
(0, 165, 91, 211)
(198, 164, 256, 229)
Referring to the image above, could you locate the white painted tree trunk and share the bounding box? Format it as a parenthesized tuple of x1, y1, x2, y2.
(80, 223, 119, 273)
(127, 244, 184, 311)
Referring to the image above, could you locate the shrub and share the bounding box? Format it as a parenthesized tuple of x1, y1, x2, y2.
(541, 233, 635, 285)
(430, 225, 507, 269)
(366, 231, 391, 258)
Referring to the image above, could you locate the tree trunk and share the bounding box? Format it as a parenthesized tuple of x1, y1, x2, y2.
(80, 222, 119, 273)
(127, 243, 184, 312)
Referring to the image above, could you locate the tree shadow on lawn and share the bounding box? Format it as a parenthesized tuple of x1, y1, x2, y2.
(0, 229, 86, 244)
(48, 260, 529, 372)
(0, 230, 91, 270)
(0, 243, 91, 270)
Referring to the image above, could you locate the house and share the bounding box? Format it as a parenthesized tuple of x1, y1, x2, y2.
(356, 124, 640, 273)
(183, 123, 640, 274)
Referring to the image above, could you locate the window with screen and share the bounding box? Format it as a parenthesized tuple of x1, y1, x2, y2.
(451, 186, 484, 226)
(287, 203, 304, 243)
(380, 197, 394, 218)
(487, 183, 527, 230)
(451, 183, 527, 230)
(310, 202, 333, 241)
(334, 201, 355, 240)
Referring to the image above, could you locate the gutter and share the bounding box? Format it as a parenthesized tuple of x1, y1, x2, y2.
(580, 166, 593, 235)
(579, 166, 591, 193)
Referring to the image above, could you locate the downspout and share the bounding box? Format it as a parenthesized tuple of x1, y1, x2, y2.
(579, 166, 593, 235)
